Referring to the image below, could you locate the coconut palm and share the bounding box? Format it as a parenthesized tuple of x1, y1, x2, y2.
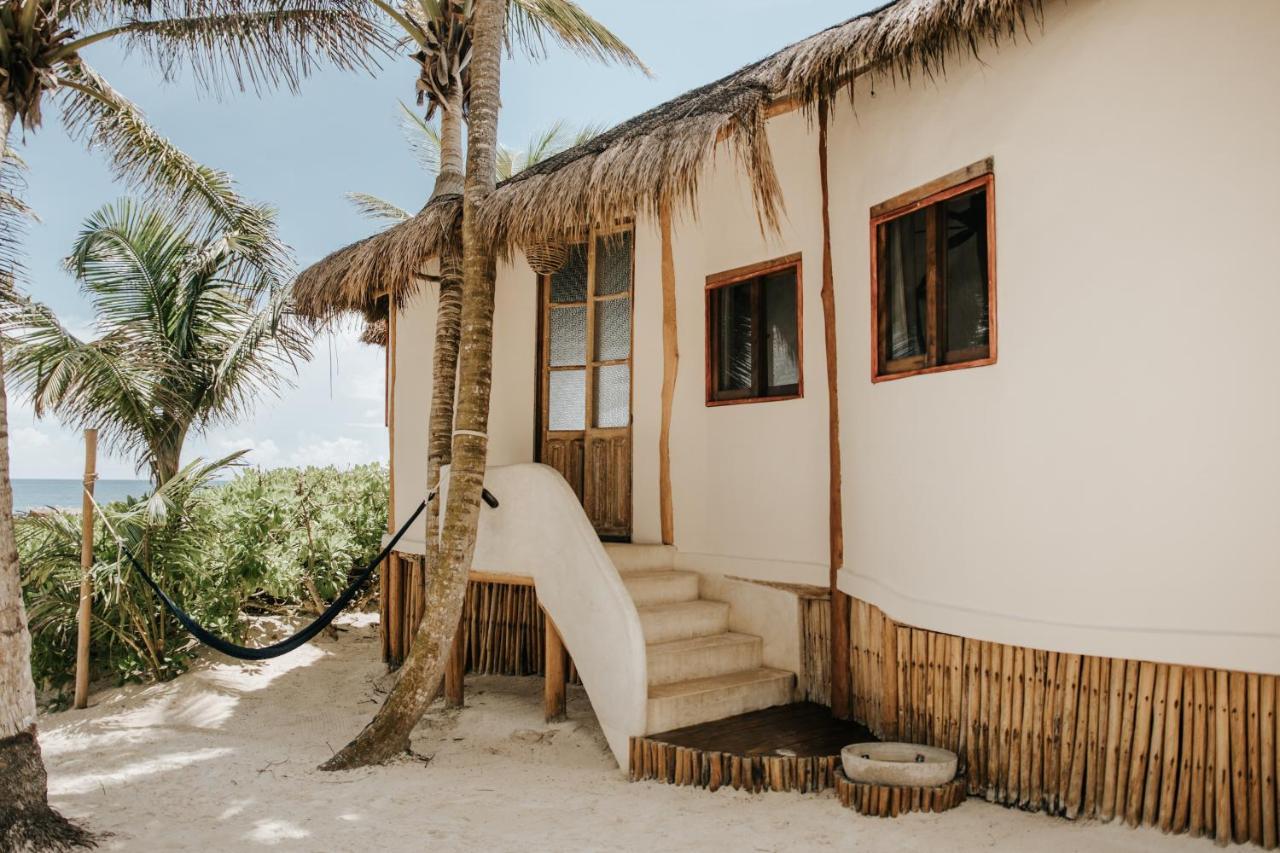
(321, 0, 508, 771)
(345, 107, 601, 224)
(0, 3, 391, 844)
(320, 0, 640, 771)
(3, 198, 310, 486)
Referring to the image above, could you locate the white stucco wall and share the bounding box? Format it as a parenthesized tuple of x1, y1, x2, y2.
(830, 0, 1280, 674)
(389, 256, 538, 550)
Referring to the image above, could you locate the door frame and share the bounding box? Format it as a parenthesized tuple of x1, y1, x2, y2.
(534, 221, 636, 540)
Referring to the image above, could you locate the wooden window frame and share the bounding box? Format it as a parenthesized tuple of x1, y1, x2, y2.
(869, 159, 997, 383)
(536, 222, 637, 438)
(704, 253, 804, 406)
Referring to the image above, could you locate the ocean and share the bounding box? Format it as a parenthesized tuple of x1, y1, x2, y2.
(13, 478, 153, 513)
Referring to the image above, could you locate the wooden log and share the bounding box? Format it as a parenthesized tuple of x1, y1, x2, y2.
(1030, 650, 1047, 810)
(1018, 647, 1037, 808)
(1142, 664, 1170, 826)
(1047, 651, 1066, 813)
(1083, 657, 1102, 819)
(964, 639, 980, 791)
(949, 635, 964, 754)
(1262, 674, 1277, 849)
(1126, 661, 1157, 827)
(1231, 671, 1248, 844)
(1092, 657, 1111, 816)
(1157, 665, 1184, 831)
(984, 640, 999, 801)
(74, 428, 98, 711)
(1066, 656, 1091, 818)
(1114, 659, 1140, 820)
(882, 615, 899, 739)
(998, 643, 1015, 804)
(1249, 673, 1263, 846)
(1217, 670, 1233, 847)
(544, 614, 567, 722)
(1191, 668, 1209, 838)
(1173, 667, 1195, 834)
(1102, 657, 1126, 822)
(1010, 646, 1026, 806)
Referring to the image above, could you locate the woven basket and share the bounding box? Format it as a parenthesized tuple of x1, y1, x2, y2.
(524, 242, 569, 276)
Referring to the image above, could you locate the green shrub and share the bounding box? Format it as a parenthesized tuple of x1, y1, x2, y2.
(18, 461, 388, 704)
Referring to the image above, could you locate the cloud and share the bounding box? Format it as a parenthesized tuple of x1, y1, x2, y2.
(211, 435, 281, 467)
(12, 426, 52, 451)
(287, 435, 387, 469)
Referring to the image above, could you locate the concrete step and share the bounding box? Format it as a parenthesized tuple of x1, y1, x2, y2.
(637, 600, 729, 645)
(646, 632, 763, 687)
(604, 543, 676, 573)
(622, 569, 700, 608)
(645, 667, 795, 734)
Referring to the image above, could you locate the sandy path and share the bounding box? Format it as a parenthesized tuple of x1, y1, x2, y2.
(39, 615, 1201, 852)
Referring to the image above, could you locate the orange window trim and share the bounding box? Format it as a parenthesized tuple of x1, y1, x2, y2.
(704, 253, 804, 407)
(869, 170, 998, 383)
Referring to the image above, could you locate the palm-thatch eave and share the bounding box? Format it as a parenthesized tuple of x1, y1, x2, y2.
(296, 0, 1045, 321)
(293, 193, 460, 321)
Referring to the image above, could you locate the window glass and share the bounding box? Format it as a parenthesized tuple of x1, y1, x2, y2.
(943, 190, 990, 359)
(548, 370, 585, 431)
(881, 209, 929, 362)
(594, 364, 630, 428)
(595, 232, 632, 296)
(716, 280, 755, 393)
(550, 243, 588, 303)
(549, 306, 586, 366)
(763, 271, 799, 390)
(594, 297, 631, 362)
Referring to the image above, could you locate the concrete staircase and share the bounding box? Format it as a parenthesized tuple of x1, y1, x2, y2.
(605, 543, 795, 734)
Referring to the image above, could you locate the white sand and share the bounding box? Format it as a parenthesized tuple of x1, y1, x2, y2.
(40, 614, 1202, 852)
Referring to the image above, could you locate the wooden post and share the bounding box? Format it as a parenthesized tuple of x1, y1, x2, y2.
(74, 428, 97, 710)
(544, 612, 567, 722)
(658, 200, 678, 546)
(445, 613, 465, 708)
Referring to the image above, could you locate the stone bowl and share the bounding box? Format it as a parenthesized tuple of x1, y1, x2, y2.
(840, 742, 958, 788)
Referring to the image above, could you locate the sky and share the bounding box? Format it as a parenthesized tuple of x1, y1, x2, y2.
(9, 0, 875, 480)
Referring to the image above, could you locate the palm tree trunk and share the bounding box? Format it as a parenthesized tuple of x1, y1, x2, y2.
(0, 100, 94, 847)
(420, 84, 465, 666)
(432, 87, 465, 200)
(319, 0, 506, 770)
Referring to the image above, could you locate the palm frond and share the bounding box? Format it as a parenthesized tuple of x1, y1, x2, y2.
(506, 0, 648, 74)
(397, 100, 440, 173)
(98, 2, 393, 97)
(0, 146, 38, 280)
(55, 62, 293, 278)
(344, 192, 411, 224)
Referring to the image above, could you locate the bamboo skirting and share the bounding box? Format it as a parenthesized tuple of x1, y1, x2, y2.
(802, 595, 833, 707)
(847, 597, 1280, 847)
(628, 736, 842, 794)
(834, 769, 967, 817)
(381, 554, 577, 681)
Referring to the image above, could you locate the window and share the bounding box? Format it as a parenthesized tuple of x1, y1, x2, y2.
(705, 254, 802, 405)
(871, 161, 996, 381)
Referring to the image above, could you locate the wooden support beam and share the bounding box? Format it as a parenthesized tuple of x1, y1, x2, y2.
(658, 200, 678, 546)
(817, 97, 851, 720)
(74, 428, 97, 710)
(544, 612, 567, 722)
(445, 614, 465, 708)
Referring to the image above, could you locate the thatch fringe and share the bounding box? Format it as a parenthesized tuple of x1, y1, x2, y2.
(293, 193, 460, 320)
(295, 0, 1045, 321)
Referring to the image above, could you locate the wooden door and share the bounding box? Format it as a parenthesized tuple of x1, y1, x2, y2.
(538, 227, 634, 539)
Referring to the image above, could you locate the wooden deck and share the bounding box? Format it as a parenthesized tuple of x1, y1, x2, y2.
(629, 702, 875, 794)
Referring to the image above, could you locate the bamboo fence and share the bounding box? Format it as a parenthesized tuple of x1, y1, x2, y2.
(847, 597, 1279, 847)
(383, 554, 577, 681)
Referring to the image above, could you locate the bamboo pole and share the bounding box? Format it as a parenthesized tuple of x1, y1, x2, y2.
(1262, 675, 1276, 849)
(445, 613, 465, 707)
(1217, 670, 1232, 847)
(73, 428, 98, 710)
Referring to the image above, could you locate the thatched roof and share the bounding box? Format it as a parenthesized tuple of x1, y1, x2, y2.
(295, 0, 1044, 321)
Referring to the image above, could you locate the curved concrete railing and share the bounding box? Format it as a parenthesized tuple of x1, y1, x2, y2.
(439, 463, 648, 769)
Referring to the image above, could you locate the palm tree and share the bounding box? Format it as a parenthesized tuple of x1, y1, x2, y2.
(4, 198, 309, 485)
(345, 106, 600, 224)
(0, 2, 390, 845)
(320, 0, 641, 771)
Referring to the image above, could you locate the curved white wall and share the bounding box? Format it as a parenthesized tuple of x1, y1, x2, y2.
(830, 0, 1280, 674)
